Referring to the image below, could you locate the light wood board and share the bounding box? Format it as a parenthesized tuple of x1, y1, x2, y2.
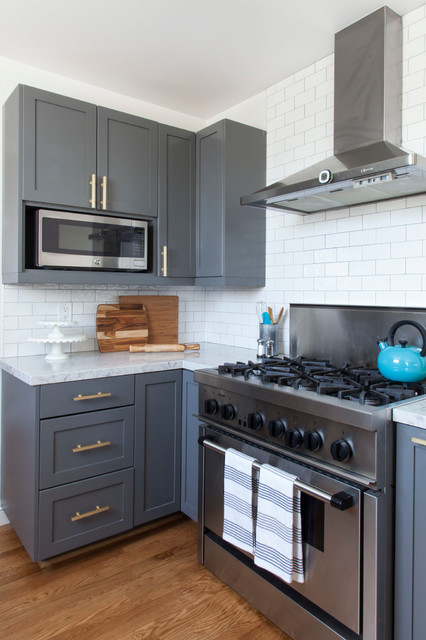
(119, 295, 179, 344)
(96, 303, 148, 352)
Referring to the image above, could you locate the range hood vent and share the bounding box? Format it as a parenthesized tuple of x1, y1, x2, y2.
(242, 6, 426, 215)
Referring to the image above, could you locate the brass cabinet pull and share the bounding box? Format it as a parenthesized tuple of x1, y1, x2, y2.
(73, 391, 112, 402)
(411, 436, 426, 447)
(72, 440, 111, 453)
(89, 173, 96, 208)
(70, 505, 110, 522)
(161, 245, 168, 277)
(100, 175, 107, 210)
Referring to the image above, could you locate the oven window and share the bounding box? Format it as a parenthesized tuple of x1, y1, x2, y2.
(301, 494, 324, 552)
(42, 218, 145, 258)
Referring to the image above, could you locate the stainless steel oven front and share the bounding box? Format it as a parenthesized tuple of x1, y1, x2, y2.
(35, 209, 148, 271)
(198, 422, 383, 640)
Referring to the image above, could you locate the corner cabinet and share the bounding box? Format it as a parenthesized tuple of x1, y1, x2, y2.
(134, 371, 182, 526)
(196, 119, 266, 286)
(158, 125, 196, 279)
(394, 423, 426, 640)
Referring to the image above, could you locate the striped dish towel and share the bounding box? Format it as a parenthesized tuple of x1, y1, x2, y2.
(254, 464, 304, 584)
(223, 448, 257, 554)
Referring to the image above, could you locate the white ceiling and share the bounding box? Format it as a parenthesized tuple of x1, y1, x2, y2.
(0, 0, 424, 119)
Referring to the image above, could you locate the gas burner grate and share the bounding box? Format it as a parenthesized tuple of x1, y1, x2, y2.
(217, 355, 426, 405)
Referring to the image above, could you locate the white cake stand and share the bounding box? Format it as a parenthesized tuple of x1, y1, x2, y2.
(28, 321, 87, 361)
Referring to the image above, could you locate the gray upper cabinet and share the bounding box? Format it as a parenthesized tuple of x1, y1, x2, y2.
(97, 107, 158, 217)
(158, 125, 195, 278)
(19, 85, 158, 217)
(22, 86, 97, 209)
(196, 119, 266, 287)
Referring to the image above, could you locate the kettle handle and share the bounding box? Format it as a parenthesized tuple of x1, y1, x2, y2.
(387, 320, 426, 357)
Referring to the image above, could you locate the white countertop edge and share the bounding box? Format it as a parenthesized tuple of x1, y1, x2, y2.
(393, 397, 426, 430)
(0, 343, 257, 386)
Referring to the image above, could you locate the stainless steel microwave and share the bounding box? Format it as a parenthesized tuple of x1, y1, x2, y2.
(35, 210, 148, 271)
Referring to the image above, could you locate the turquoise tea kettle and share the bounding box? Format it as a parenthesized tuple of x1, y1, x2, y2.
(377, 320, 426, 383)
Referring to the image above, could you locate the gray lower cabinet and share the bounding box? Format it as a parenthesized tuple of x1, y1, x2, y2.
(180, 370, 200, 521)
(195, 119, 266, 286)
(158, 125, 195, 278)
(394, 423, 426, 640)
(134, 371, 182, 525)
(1, 372, 136, 561)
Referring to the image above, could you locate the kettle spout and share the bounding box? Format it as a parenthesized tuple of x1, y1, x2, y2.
(378, 339, 388, 351)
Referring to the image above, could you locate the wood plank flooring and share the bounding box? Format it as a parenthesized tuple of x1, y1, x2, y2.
(0, 515, 292, 640)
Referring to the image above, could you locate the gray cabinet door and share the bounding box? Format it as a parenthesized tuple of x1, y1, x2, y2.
(395, 423, 426, 640)
(97, 107, 158, 217)
(158, 125, 195, 278)
(196, 122, 224, 277)
(181, 370, 200, 521)
(134, 371, 182, 526)
(22, 86, 97, 209)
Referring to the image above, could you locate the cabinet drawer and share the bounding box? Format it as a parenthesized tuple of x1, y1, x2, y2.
(38, 469, 133, 560)
(39, 406, 134, 489)
(40, 375, 134, 418)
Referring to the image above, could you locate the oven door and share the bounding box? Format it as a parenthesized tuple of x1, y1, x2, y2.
(199, 424, 362, 635)
(36, 210, 147, 270)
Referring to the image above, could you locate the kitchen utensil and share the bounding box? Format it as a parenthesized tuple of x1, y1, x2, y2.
(276, 307, 284, 324)
(119, 295, 178, 344)
(262, 312, 271, 325)
(256, 301, 266, 323)
(96, 303, 148, 352)
(377, 320, 426, 382)
(268, 306, 274, 323)
(129, 343, 200, 353)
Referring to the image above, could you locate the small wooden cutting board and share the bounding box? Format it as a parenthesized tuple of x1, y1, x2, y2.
(96, 303, 148, 352)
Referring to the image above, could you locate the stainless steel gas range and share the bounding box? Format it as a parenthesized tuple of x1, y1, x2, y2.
(195, 305, 426, 640)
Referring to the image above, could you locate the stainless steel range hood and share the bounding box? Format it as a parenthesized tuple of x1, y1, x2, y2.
(242, 6, 426, 215)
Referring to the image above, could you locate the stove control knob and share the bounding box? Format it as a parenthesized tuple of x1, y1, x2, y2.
(268, 419, 286, 438)
(204, 399, 219, 415)
(304, 430, 322, 452)
(285, 429, 303, 449)
(247, 412, 263, 431)
(222, 404, 237, 421)
(330, 439, 353, 462)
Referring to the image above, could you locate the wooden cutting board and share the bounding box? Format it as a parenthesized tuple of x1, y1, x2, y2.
(119, 295, 179, 344)
(96, 303, 149, 352)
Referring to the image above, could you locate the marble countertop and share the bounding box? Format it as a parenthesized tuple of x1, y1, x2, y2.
(0, 343, 257, 386)
(393, 398, 426, 430)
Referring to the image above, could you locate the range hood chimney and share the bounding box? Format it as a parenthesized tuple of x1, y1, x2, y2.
(242, 6, 426, 215)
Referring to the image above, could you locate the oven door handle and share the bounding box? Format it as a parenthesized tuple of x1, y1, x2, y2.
(199, 437, 354, 512)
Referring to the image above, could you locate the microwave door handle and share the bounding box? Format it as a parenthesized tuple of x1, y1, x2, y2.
(198, 437, 354, 511)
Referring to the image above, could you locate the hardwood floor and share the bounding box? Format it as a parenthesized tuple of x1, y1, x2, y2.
(0, 515, 291, 640)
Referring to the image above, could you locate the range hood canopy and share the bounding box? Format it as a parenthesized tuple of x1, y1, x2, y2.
(242, 6, 426, 215)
